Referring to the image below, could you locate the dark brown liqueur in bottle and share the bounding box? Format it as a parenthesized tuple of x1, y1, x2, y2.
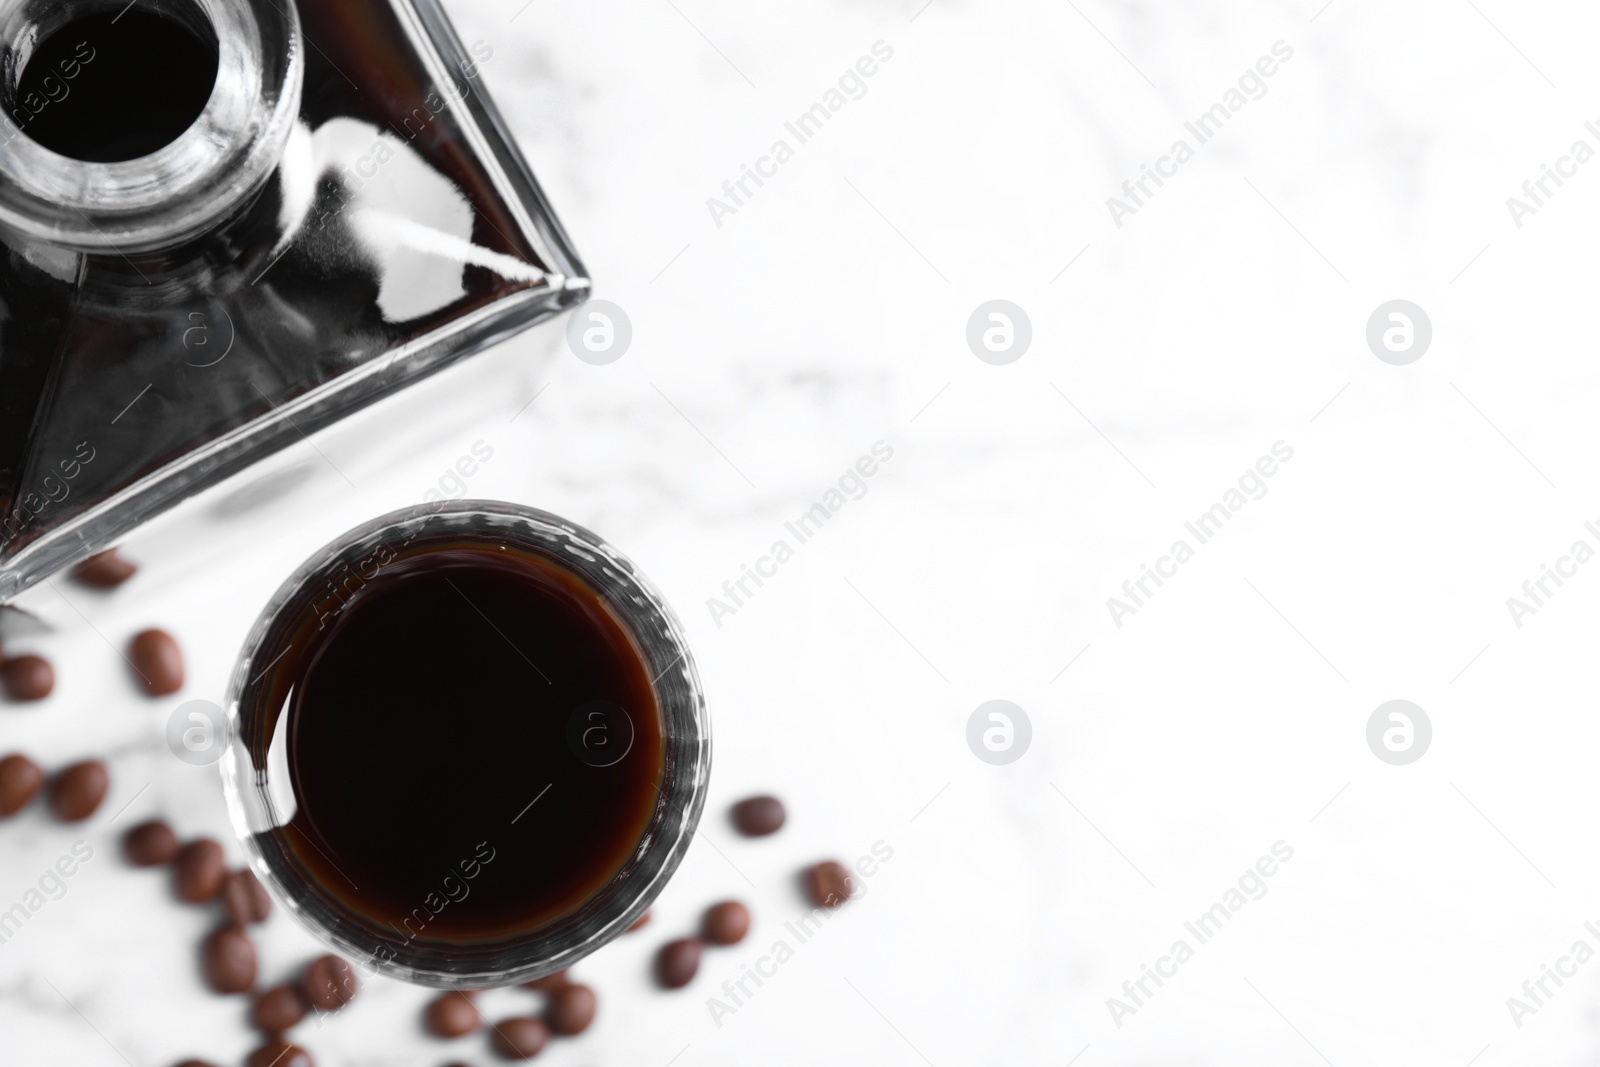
(15, 10, 219, 163)
(268, 538, 664, 945)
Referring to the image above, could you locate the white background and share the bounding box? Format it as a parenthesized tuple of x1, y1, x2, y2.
(6, 0, 1600, 1064)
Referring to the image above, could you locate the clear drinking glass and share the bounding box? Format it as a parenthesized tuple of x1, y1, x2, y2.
(221, 501, 709, 987)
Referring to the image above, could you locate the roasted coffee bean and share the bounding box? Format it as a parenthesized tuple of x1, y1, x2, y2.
(251, 984, 309, 1032)
(0, 753, 44, 815)
(656, 937, 702, 990)
(173, 838, 226, 903)
(730, 795, 785, 836)
(71, 548, 137, 589)
(546, 983, 597, 1036)
(804, 860, 854, 908)
(520, 969, 568, 992)
(245, 1040, 311, 1067)
(173, 1060, 222, 1067)
(220, 869, 272, 924)
(490, 1017, 550, 1060)
(201, 924, 258, 993)
(123, 819, 180, 866)
(0, 654, 54, 701)
(627, 909, 651, 932)
(129, 628, 184, 695)
(424, 992, 480, 1038)
(303, 954, 359, 1011)
(702, 900, 751, 946)
(49, 759, 108, 821)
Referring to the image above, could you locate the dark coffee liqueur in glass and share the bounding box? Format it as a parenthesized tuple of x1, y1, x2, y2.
(271, 539, 664, 945)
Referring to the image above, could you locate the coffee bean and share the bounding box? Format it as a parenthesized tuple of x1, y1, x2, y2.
(201, 924, 258, 993)
(0, 654, 54, 701)
(804, 860, 854, 908)
(303, 954, 358, 1011)
(49, 759, 108, 821)
(123, 819, 180, 866)
(490, 1017, 550, 1060)
(627, 909, 651, 932)
(220, 869, 272, 924)
(656, 937, 702, 989)
(173, 1060, 222, 1067)
(424, 992, 480, 1038)
(173, 838, 226, 903)
(730, 795, 785, 837)
(702, 900, 751, 946)
(129, 628, 183, 695)
(245, 1040, 312, 1067)
(0, 753, 44, 815)
(71, 548, 137, 589)
(519, 969, 568, 992)
(546, 983, 597, 1036)
(251, 984, 309, 1032)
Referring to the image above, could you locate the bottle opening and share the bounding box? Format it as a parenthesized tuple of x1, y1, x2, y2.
(12, 4, 219, 163)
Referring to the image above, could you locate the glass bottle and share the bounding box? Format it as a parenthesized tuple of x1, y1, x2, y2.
(0, 0, 589, 600)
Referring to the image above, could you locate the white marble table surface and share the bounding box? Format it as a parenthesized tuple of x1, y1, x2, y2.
(7, 0, 1600, 1064)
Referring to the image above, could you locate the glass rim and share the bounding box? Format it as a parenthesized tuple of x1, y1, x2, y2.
(220, 499, 710, 988)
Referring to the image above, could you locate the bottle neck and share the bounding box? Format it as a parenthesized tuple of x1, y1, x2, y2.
(0, 0, 302, 255)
